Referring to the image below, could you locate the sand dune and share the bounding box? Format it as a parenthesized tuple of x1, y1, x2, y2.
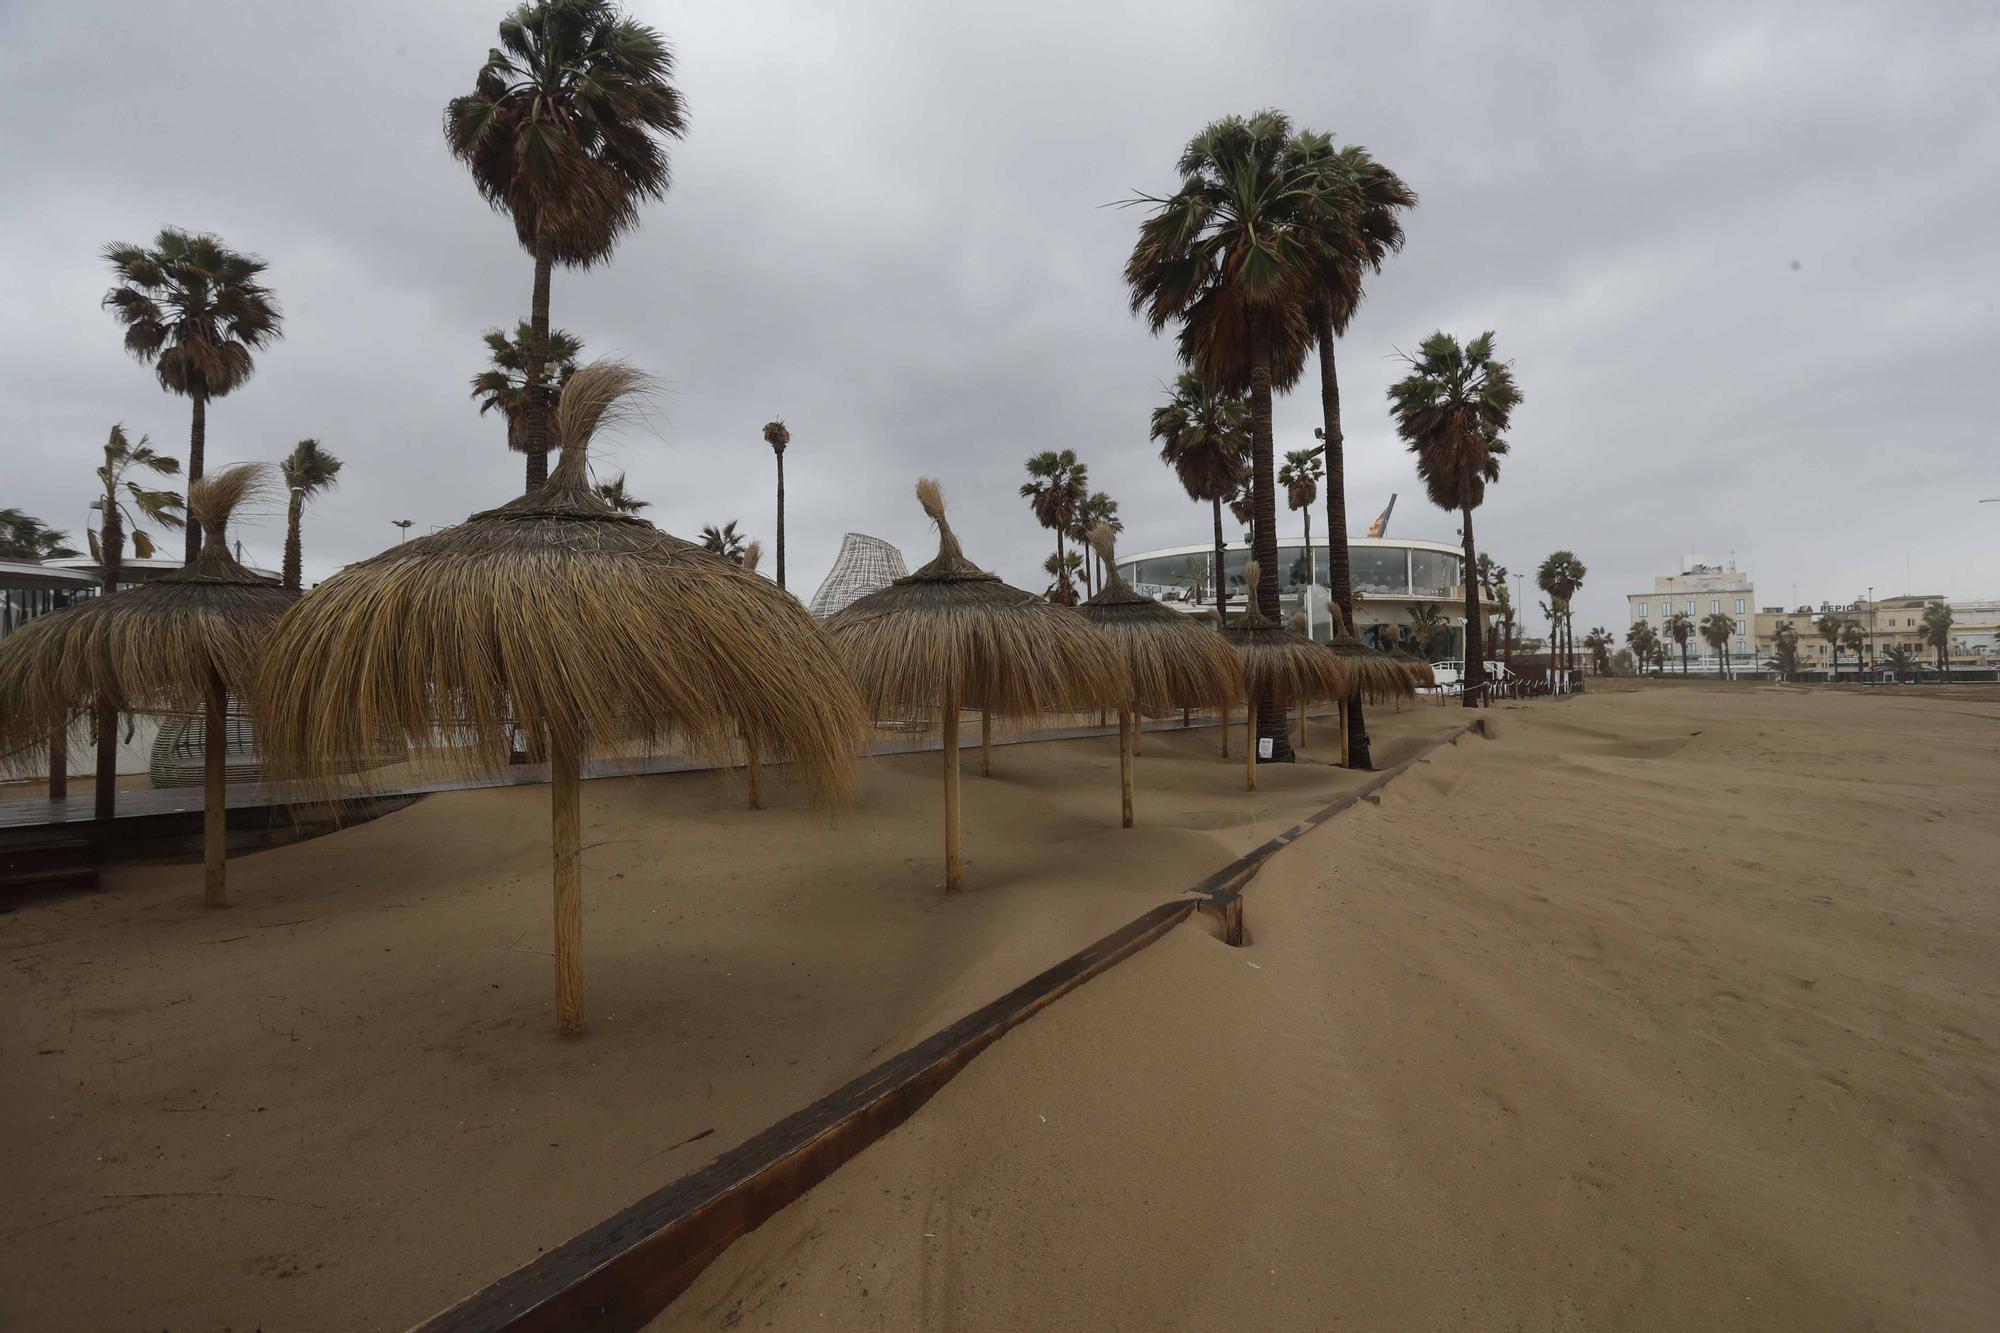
(0, 705, 1459, 1331)
(673, 684, 2000, 1331)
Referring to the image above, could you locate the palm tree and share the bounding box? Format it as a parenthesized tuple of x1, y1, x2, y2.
(1666, 611, 1695, 674)
(471, 321, 584, 491)
(1151, 371, 1248, 624)
(1043, 550, 1085, 604)
(591, 472, 648, 514)
(1020, 449, 1088, 605)
(1278, 448, 1322, 621)
(1815, 611, 1845, 679)
(1387, 332, 1520, 708)
(88, 425, 184, 819)
(1293, 134, 1416, 766)
(279, 439, 343, 591)
(0, 510, 80, 560)
(1918, 602, 1954, 679)
(101, 229, 282, 562)
(1583, 627, 1613, 676)
(1478, 556, 1515, 676)
(444, 0, 687, 478)
(1536, 551, 1586, 686)
(1068, 491, 1121, 600)
(698, 520, 747, 564)
(759, 420, 791, 590)
(1228, 478, 1257, 544)
(1700, 611, 1737, 679)
(1883, 644, 1920, 682)
(1766, 624, 1802, 681)
(1841, 621, 1866, 679)
(1125, 111, 1323, 760)
(1647, 640, 1668, 675)
(1407, 602, 1447, 659)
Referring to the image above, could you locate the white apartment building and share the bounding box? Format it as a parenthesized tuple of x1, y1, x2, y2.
(1626, 557, 1756, 673)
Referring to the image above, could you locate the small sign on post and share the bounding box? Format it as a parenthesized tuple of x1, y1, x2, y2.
(1257, 737, 1274, 759)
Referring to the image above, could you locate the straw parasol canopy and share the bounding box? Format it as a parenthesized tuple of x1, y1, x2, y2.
(826, 479, 1128, 888)
(1078, 525, 1242, 827)
(0, 463, 295, 906)
(1219, 563, 1348, 789)
(1387, 643, 1438, 689)
(1324, 606, 1417, 705)
(255, 362, 866, 1034)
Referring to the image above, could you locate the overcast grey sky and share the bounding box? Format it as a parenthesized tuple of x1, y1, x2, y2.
(4, 0, 1995, 637)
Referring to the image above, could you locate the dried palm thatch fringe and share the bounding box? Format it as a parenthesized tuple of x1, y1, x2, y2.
(1077, 526, 1242, 715)
(1387, 644, 1438, 688)
(825, 479, 1129, 727)
(0, 462, 294, 767)
(1218, 563, 1350, 708)
(254, 362, 866, 805)
(1324, 605, 1417, 704)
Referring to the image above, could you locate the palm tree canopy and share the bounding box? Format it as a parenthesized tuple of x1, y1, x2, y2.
(698, 520, 747, 563)
(1152, 371, 1249, 503)
(472, 321, 585, 452)
(96, 424, 186, 551)
(0, 510, 81, 561)
(1700, 612, 1737, 650)
(443, 0, 688, 265)
(1388, 331, 1520, 514)
(281, 438, 343, 500)
(101, 229, 282, 400)
(1918, 602, 1954, 648)
(592, 472, 649, 513)
(1536, 550, 1586, 603)
(1290, 134, 1418, 337)
(1069, 491, 1121, 551)
(761, 419, 790, 453)
(1279, 448, 1322, 511)
(1121, 111, 1324, 394)
(1020, 449, 1088, 532)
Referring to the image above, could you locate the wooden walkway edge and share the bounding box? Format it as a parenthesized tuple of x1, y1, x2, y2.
(410, 715, 1491, 1333)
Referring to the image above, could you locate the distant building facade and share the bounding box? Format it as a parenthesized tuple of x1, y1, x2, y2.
(1626, 557, 1755, 673)
(1115, 535, 1489, 657)
(1753, 595, 2000, 673)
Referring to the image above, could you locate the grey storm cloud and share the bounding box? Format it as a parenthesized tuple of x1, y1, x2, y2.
(3, 0, 1995, 636)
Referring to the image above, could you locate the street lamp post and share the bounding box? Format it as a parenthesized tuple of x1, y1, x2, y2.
(1866, 585, 1875, 684)
(391, 519, 415, 544)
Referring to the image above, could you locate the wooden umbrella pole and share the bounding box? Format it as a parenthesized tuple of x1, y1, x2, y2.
(48, 726, 66, 801)
(551, 727, 585, 1035)
(1245, 688, 1257, 792)
(943, 681, 963, 892)
(980, 708, 991, 777)
(745, 731, 762, 810)
(1339, 699, 1351, 768)
(203, 670, 228, 908)
(1119, 704, 1135, 829)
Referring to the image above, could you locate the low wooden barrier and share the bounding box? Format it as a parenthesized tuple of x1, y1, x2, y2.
(411, 716, 1491, 1333)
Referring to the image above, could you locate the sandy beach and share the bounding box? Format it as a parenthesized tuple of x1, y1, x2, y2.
(0, 704, 1454, 1331)
(673, 683, 2000, 1331)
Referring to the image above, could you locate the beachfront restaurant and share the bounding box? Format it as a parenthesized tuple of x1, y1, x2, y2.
(1115, 535, 1489, 659)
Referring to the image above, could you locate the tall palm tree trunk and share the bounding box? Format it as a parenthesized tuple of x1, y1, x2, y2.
(1457, 494, 1485, 709)
(1313, 313, 1369, 767)
(774, 449, 786, 590)
(1248, 315, 1293, 760)
(96, 508, 123, 819)
(525, 237, 555, 495)
(1210, 496, 1228, 626)
(184, 391, 207, 562)
(283, 492, 304, 591)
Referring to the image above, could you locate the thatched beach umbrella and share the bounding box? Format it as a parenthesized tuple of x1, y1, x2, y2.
(0, 464, 294, 907)
(254, 363, 865, 1035)
(1220, 564, 1348, 791)
(826, 479, 1128, 890)
(1078, 527, 1242, 827)
(1387, 644, 1437, 694)
(1321, 606, 1415, 766)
